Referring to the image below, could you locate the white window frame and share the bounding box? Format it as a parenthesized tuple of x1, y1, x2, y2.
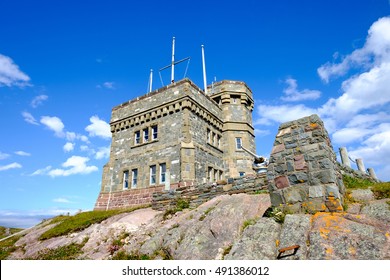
(236, 137, 242, 150)
(159, 163, 166, 183)
(152, 125, 158, 140)
(131, 169, 138, 189)
(150, 165, 156, 185)
(143, 128, 149, 143)
(123, 170, 129, 189)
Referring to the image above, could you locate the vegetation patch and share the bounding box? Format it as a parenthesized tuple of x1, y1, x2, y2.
(222, 244, 233, 259)
(0, 226, 23, 239)
(0, 234, 23, 260)
(254, 189, 269, 194)
(342, 175, 373, 189)
(199, 206, 216, 221)
(240, 218, 257, 232)
(35, 242, 84, 260)
(163, 199, 190, 220)
(112, 250, 151, 260)
(371, 182, 390, 199)
(39, 205, 148, 240)
(263, 207, 286, 224)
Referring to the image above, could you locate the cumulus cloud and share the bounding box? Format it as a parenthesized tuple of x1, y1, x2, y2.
(318, 16, 390, 82)
(95, 146, 110, 159)
(31, 95, 48, 108)
(22, 111, 39, 125)
(47, 156, 98, 177)
(31, 166, 52, 176)
(15, 151, 31, 156)
(40, 116, 65, 137)
(256, 104, 317, 125)
(0, 162, 22, 171)
(63, 142, 75, 152)
(85, 116, 111, 139)
(281, 78, 321, 102)
(0, 54, 31, 87)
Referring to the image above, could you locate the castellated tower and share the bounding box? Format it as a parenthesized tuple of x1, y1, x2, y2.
(95, 78, 256, 210)
(208, 81, 256, 178)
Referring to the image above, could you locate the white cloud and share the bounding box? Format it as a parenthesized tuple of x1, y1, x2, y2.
(31, 166, 52, 176)
(85, 115, 111, 139)
(53, 198, 72, 203)
(318, 16, 390, 82)
(0, 54, 31, 87)
(15, 151, 31, 156)
(47, 156, 98, 177)
(0, 152, 10, 160)
(40, 116, 65, 137)
(22, 111, 39, 125)
(97, 81, 115, 89)
(0, 162, 22, 171)
(95, 146, 110, 159)
(31, 95, 48, 108)
(281, 78, 321, 102)
(63, 142, 75, 152)
(257, 104, 317, 125)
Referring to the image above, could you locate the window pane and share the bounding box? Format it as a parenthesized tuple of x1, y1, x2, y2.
(236, 138, 242, 149)
(143, 128, 149, 142)
(135, 131, 140, 144)
(152, 125, 158, 140)
(160, 163, 166, 183)
(150, 165, 156, 185)
(123, 171, 129, 189)
(131, 169, 137, 188)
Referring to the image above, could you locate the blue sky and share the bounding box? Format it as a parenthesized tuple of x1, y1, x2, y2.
(1, 0, 390, 228)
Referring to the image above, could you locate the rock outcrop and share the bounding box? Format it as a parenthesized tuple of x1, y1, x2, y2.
(6, 192, 390, 260)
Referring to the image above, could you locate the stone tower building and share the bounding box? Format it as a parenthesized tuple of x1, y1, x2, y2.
(95, 78, 256, 210)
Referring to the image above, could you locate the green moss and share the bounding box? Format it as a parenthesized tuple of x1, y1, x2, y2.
(240, 218, 257, 232)
(342, 175, 373, 189)
(371, 182, 390, 199)
(39, 205, 148, 240)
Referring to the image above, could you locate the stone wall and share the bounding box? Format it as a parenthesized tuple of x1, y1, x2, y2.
(94, 181, 194, 210)
(337, 162, 378, 182)
(267, 114, 345, 213)
(152, 173, 268, 211)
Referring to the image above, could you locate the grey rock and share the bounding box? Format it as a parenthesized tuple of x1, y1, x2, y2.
(225, 218, 281, 260)
(350, 189, 374, 203)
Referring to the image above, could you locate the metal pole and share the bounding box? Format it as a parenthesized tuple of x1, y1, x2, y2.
(201, 44, 208, 94)
(171, 37, 175, 83)
(149, 69, 153, 93)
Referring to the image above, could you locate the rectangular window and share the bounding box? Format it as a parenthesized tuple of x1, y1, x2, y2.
(150, 165, 156, 185)
(239, 171, 246, 177)
(214, 169, 218, 182)
(213, 132, 217, 146)
(208, 167, 213, 182)
(143, 128, 149, 143)
(123, 170, 129, 189)
(159, 163, 166, 183)
(217, 135, 221, 148)
(152, 125, 158, 140)
(207, 129, 211, 143)
(134, 131, 140, 145)
(236, 137, 242, 150)
(219, 170, 223, 181)
(131, 169, 138, 189)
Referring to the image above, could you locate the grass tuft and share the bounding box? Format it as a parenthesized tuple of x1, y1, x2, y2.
(39, 205, 148, 240)
(342, 175, 373, 189)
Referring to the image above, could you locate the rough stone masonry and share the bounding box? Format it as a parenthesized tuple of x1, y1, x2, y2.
(267, 114, 345, 213)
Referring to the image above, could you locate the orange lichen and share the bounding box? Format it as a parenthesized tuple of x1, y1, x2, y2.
(325, 247, 333, 254)
(348, 247, 356, 255)
(275, 239, 280, 247)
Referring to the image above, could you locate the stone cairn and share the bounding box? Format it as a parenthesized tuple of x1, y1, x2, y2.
(267, 114, 345, 213)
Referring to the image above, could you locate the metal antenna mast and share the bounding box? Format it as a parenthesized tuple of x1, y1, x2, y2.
(159, 37, 190, 85)
(201, 44, 207, 94)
